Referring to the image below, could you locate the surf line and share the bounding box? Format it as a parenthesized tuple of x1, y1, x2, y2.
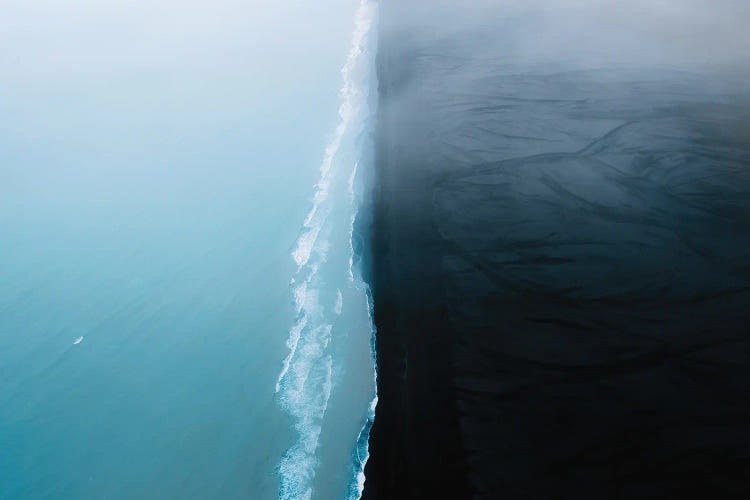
(275, 2, 378, 499)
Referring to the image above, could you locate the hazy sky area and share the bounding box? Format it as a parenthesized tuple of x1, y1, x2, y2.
(0, 0, 356, 210)
(1, 0, 352, 82)
(388, 0, 750, 71)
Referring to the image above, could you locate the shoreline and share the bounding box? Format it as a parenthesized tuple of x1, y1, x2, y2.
(361, 4, 470, 497)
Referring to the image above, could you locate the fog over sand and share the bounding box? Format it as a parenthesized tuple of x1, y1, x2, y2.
(363, 1, 750, 498)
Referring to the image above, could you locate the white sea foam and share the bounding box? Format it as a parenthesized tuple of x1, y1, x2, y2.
(335, 289, 344, 315)
(348, 162, 358, 194)
(276, 315, 307, 393)
(276, 1, 378, 498)
(345, 5, 379, 494)
(347, 163, 359, 283)
(346, 282, 379, 500)
(290, 0, 371, 273)
(348, 393, 378, 500)
(293, 223, 322, 268)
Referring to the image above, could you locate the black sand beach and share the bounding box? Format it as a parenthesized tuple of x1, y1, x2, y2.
(363, 1, 750, 498)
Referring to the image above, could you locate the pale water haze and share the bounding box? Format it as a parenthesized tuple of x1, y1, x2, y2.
(1, 1, 377, 499)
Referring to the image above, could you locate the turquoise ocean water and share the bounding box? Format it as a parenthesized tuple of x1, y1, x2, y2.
(0, 1, 377, 498)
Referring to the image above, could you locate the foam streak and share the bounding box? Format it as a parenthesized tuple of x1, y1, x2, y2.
(275, 2, 378, 499)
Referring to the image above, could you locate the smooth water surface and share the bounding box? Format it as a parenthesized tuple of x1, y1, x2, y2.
(0, 1, 375, 498)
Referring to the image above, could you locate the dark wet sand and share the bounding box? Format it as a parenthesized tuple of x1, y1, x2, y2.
(363, 2, 750, 499)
